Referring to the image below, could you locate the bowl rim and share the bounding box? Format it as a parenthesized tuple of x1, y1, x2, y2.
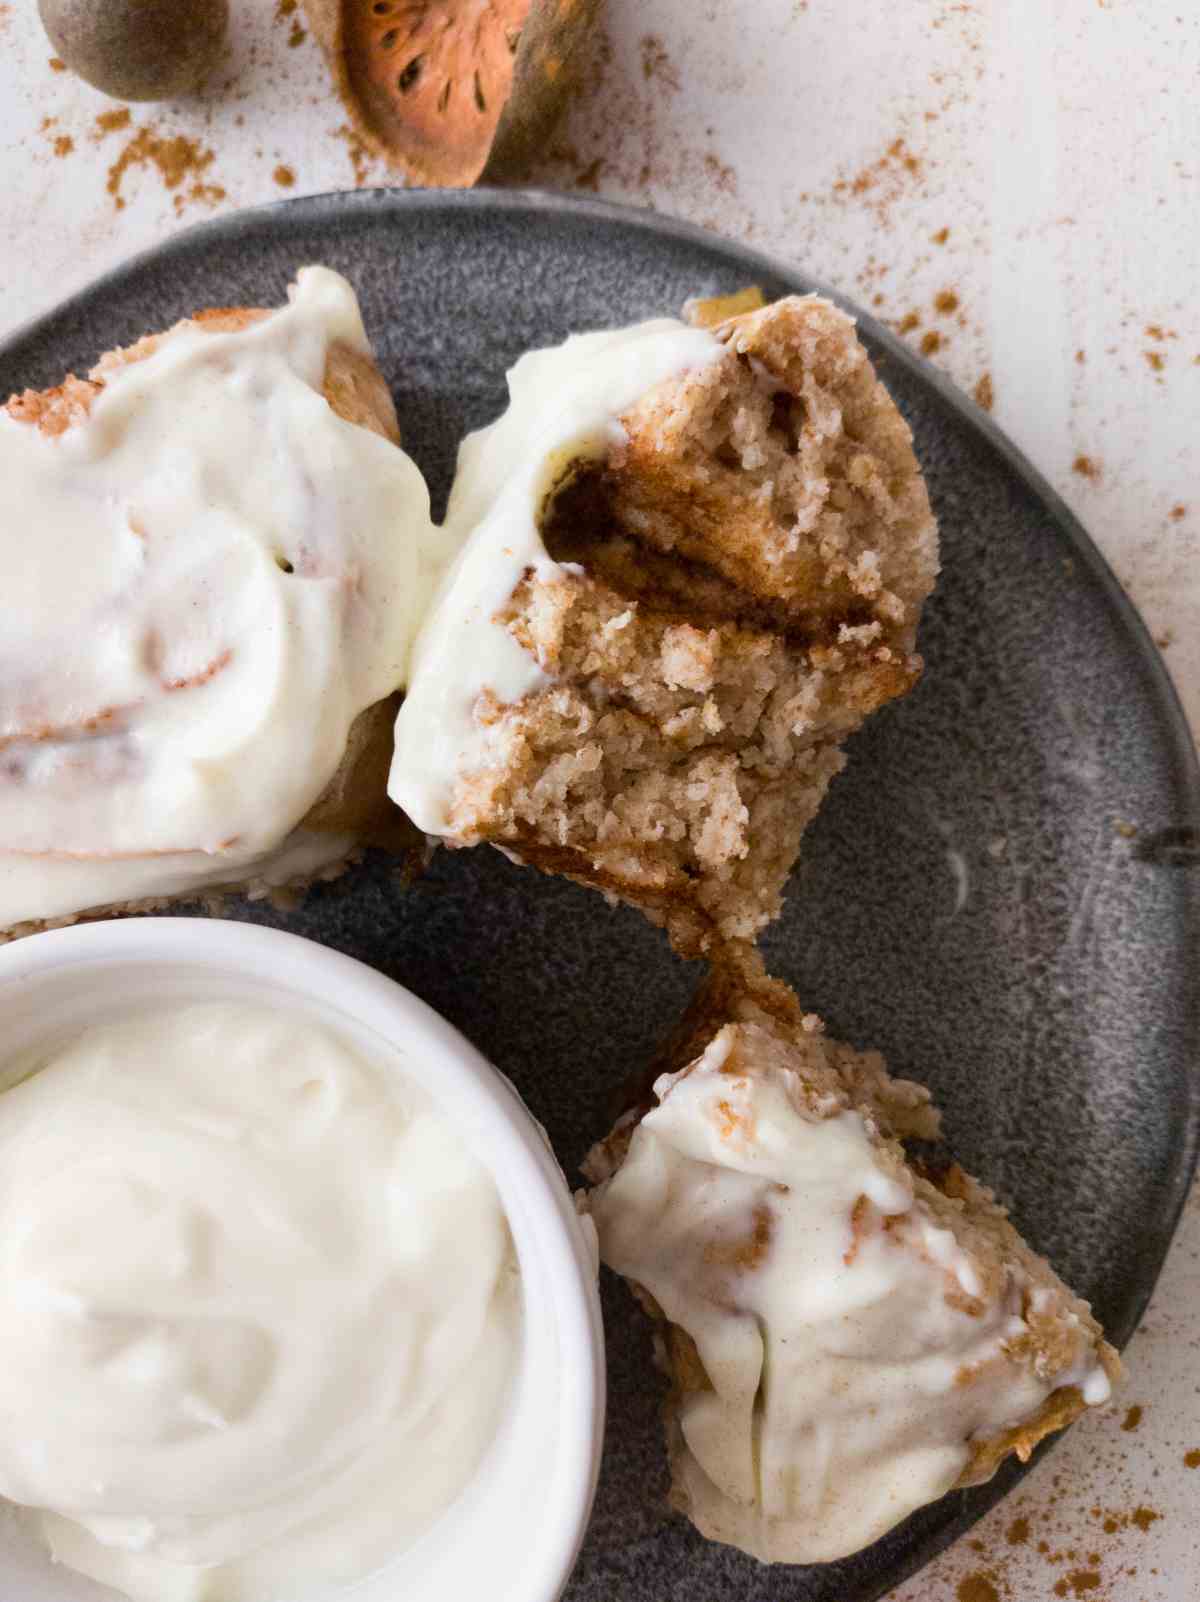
(0, 916, 606, 1602)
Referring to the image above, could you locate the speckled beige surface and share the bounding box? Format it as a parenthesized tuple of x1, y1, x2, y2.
(1, 6, 1198, 1600)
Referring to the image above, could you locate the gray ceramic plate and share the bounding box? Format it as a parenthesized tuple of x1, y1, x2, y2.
(3, 190, 1198, 1602)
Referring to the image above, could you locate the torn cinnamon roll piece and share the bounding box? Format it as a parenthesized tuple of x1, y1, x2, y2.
(0, 267, 442, 940)
(390, 293, 938, 953)
(580, 952, 1118, 1564)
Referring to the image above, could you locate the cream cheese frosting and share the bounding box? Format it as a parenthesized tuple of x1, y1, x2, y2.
(0, 1000, 520, 1602)
(388, 318, 724, 835)
(0, 266, 447, 930)
(585, 1030, 1112, 1564)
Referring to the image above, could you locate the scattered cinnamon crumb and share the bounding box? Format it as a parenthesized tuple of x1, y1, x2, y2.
(1184, 1448, 1200, 1468)
(273, 163, 296, 188)
(276, 0, 304, 37)
(1075, 348, 1086, 363)
(1056, 1572, 1102, 1598)
(334, 124, 376, 186)
(831, 136, 926, 226)
(931, 226, 950, 244)
(703, 152, 737, 194)
(48, 55, 66, 72)
(934, 289, 960, 314)
(898, 311, 921, 334)
(175, 181, 226, 215)
(973, 372, 994, 411)
(52, 134, 73, 158)
(95, 108, 132, 137)
(1114, 820, 1138, 839)
(106, 126, 222, 213)
(957, 1575, 1001, 1602)
(1073, 454, 1101, 480)
(1121, 1405, 1143, 1432)
(920, 330, 942, 356)
(1131, 1506, 1160, 1532)
(1007, 1515, 1030, 1546)
(1145, 350, 1165, 371)
(1169, 504, 1187, 520)
(640, 34, 681, 91)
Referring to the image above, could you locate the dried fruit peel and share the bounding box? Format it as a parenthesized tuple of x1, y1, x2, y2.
(304, 0, 602, 186)
(684, 287, 767, 329)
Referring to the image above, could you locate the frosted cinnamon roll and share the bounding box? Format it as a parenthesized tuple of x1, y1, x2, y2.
(390, 291, 938, 955)
(0, 267, 447, 939)
(581, 951, 1119, 1564)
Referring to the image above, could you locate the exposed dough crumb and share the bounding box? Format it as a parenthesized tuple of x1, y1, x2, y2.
(442, 293, 938, 953)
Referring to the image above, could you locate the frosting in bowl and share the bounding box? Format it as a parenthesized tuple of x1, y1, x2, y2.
(0, 998, 520, 1601)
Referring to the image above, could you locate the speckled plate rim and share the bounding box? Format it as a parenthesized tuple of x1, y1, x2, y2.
(2, 185, 1198, 1602)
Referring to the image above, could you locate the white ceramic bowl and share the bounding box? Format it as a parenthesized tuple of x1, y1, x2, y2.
(0, 919, 605, 1602)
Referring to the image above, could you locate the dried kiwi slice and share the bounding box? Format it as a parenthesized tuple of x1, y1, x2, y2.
(304, 0, 601, 186)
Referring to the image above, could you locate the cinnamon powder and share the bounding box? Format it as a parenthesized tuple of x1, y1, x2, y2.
(1054, 1572, 1102, 1598)
(94, 108, 132, 139)
(957, 1575, 1001, 1602)
(334, 124, 378, 186)
(105, 126, 225, 214)
(640, 34, 681, 91)
(274, 3, 305, 48)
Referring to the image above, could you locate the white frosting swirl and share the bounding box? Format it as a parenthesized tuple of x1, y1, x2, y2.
(588, 1029, 1111, 1563)
(0, 267, 447, 929)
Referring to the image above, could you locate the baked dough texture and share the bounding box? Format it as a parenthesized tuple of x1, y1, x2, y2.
(435, 294, 938, 953)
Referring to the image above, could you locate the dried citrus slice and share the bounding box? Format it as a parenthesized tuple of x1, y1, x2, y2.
(304, 0, 601, 186)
